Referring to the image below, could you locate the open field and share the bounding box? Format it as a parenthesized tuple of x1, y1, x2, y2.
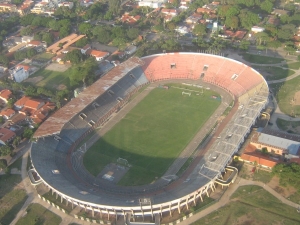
(0, 174, 27, 225)
(242, 53, 284, 64)
(25, 68, 71, 90)
(16, 203, 62, 225)
(285, 62, 300, 70)
(193, 185, 300, 225)
(269, 75, 300, 117)
(83, 85, 221, 185)
(34, 52, 54, 61)
(253, 66, 295, 80)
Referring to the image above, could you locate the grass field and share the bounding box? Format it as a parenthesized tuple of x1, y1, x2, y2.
(34, 52, 54, 61)
(285, 62, 300, 70)
(83, 85, 221, 186)
(25, 68, 71, 90)
(276, 118, 300, 133)
(270, 75, 300, 116)
(0, 174, 27, 225)
(16, 203, 62, 225)
(193, 185, 300, 225)
(242, 53, 284, 64)
(253, 66, 295, 80)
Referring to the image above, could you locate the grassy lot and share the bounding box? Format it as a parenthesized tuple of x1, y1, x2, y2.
(286, 62, 300, 70)
(242, 53, 284, 64)
(42, 191, 73, 213)
(276, 118, 300, 133)
(83, 84, 221, 186)
(253, 66, 295, 80)
(25, 68, 71, 90)
(269, 75, 300, 116)
(252, 169, 273, 183)
(0, 174, 27, 225)
(16, 203, 62, 225)
(34, 52, 54, 61)
(9, 156, 23, 170)
(193, 185, 300, 225)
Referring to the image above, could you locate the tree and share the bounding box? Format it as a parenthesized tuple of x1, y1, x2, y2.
(0, 159, 7, 169)
(12, 136, 21, 148)
(261, 147, 268, 155)
(69, 58, 98, 86)
(239, 40, 250, 50)
(193, 24, 206, 36)
(76, 38, 89, 48)
(109, 0, 121, 15)
(0, 145, 11, 156)
(78, 23, 92, 35)
(93, 26, 112, 44)
(127, 28, 139, 40)
(65, 49, 84, 64)
(48, 20, 61, 31)
(166, 22, 176, 31)
(0, 55, 9, 67)
(260, 0, 273, 13)
(20, 26, 33, 36)
(59, 26, 70, 38)
(42, 32, 54, 45)
(0, 117, 4, 124)
(239, 10, 260, 29)
(225, 16, 239, 30)
(23, 127, 34, 139)
(7, 98, 16, 108)
(25, 85, 37, 97)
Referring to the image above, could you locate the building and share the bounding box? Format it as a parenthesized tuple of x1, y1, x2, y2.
(272, 9, 290, 17)
(239, 143, 281, 169)
(0, 108, 16, 120)
(251, 26, 265, 33)
(138, 0, 167, 8)
(81, 44, 91, 54)
(10, 65, 31, 83)
(0, 128, 16, 145)
(125, 45, 137, 55)
(186, 13, 202, 24)
(14, 96, 45, 111)
(58, 2, 74, 8)
(250, 128, 300, 159)
(120, 13, 141, 25)
(86, 49, 109, 61)
(22, 36, 34, 43)
(0, 89, 12, 103)
(161, 8, 178, 16)
(0, 3, 17, 12)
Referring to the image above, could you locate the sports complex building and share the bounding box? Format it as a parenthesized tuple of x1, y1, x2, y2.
(29, 53, 269, 222)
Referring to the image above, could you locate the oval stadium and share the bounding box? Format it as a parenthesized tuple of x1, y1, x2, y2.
(29, 53, 269, 222)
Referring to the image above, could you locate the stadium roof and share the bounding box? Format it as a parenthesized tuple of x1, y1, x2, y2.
(33, 57, 144, 138)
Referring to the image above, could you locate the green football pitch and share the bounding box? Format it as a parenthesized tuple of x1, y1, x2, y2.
(83, 84, 221, 186)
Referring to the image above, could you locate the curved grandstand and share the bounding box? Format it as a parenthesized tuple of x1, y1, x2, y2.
(30, 53, 269, 220)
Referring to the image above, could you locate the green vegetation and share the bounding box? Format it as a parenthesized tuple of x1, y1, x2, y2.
(16, 203, 62, 225)
(269, 75, 300, 117)
(84, 85, 220, 185)
(42, 192, 73, 213)
(28, 68, 71, 90)
(252, 169, 273, 183)
(34, 52, 54, 61)
(273, 163, 300, 192)
(276, 118, 300, 133)
(253, 66, 294, 80)
(242, 53, 284, 64)
(9, 156, 23, 170)
(0, 174, 27, 225)
(193, 185, 300, 225)
(287, 62, 300, 70)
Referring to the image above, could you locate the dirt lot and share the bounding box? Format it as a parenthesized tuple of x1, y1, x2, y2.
(24, 76, 44, 84)
(45, 63, 70, 72)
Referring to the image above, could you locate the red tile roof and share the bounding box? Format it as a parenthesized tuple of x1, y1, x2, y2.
(0, 127, 15, 143)
(27, 40, 41, 46)
(0, 108, 15, 117)
(86, 49, 109, 58)
(0, 89, 12, 101)
(17, 64, 30, 71)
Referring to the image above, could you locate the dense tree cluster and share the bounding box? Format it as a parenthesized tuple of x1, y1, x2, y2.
(14, 48, 37, 61)
(0, 145, 11, 157)
(64, 49, 85, 64)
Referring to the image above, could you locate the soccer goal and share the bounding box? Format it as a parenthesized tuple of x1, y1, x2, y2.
(117, 157, 130, 167)
(182, 91, 191, 96)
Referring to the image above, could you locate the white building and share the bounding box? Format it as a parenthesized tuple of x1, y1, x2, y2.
(251, 26, 265, 33)
(10, 65, 29, 83)
(58, 1, 74, 8)
(138, 0, 167, 8)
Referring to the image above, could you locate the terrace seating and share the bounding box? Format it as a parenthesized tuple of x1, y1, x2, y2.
(142, 53, 265, 98)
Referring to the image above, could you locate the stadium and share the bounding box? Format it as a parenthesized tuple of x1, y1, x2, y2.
(29, 53, 269, 222)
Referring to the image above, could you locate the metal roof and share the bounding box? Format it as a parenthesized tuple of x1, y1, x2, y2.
(258, 133, 300, 155)
(33, 57, 144, 138)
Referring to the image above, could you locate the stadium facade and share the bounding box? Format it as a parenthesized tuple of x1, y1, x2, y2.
(30, 53, 269, 220)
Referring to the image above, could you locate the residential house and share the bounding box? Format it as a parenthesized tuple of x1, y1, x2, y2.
(14, 96, 45, 111)
(79, 0, 94, 7)
(0, 108, 16, 120)
(30, 102, 55, 124)
(58, 2, 74, 9)
(138, 0, 167, 8)
(251, 26, 265, 33)
(222, 30, 247, 40)
(81, 44, 91, 54)
(161, 8, 178, 16)
(197, 7, 215, 14)
(180, 0, 193, 10)
(0, 3, 17, 12)
(22, 36, 34, 43)
(86, 49, 109, 61)
(120, 13, 141, 25)
(185, 13, 202, 24)
(26, 40, 46, 48)
(18, 0, 34, 15)
(0, 89, 12, 103)
(125, 45, 137, 55)
(0, 128, 16, 145)
(267, 16, 280, 26)
(272, 9, 290, 17)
